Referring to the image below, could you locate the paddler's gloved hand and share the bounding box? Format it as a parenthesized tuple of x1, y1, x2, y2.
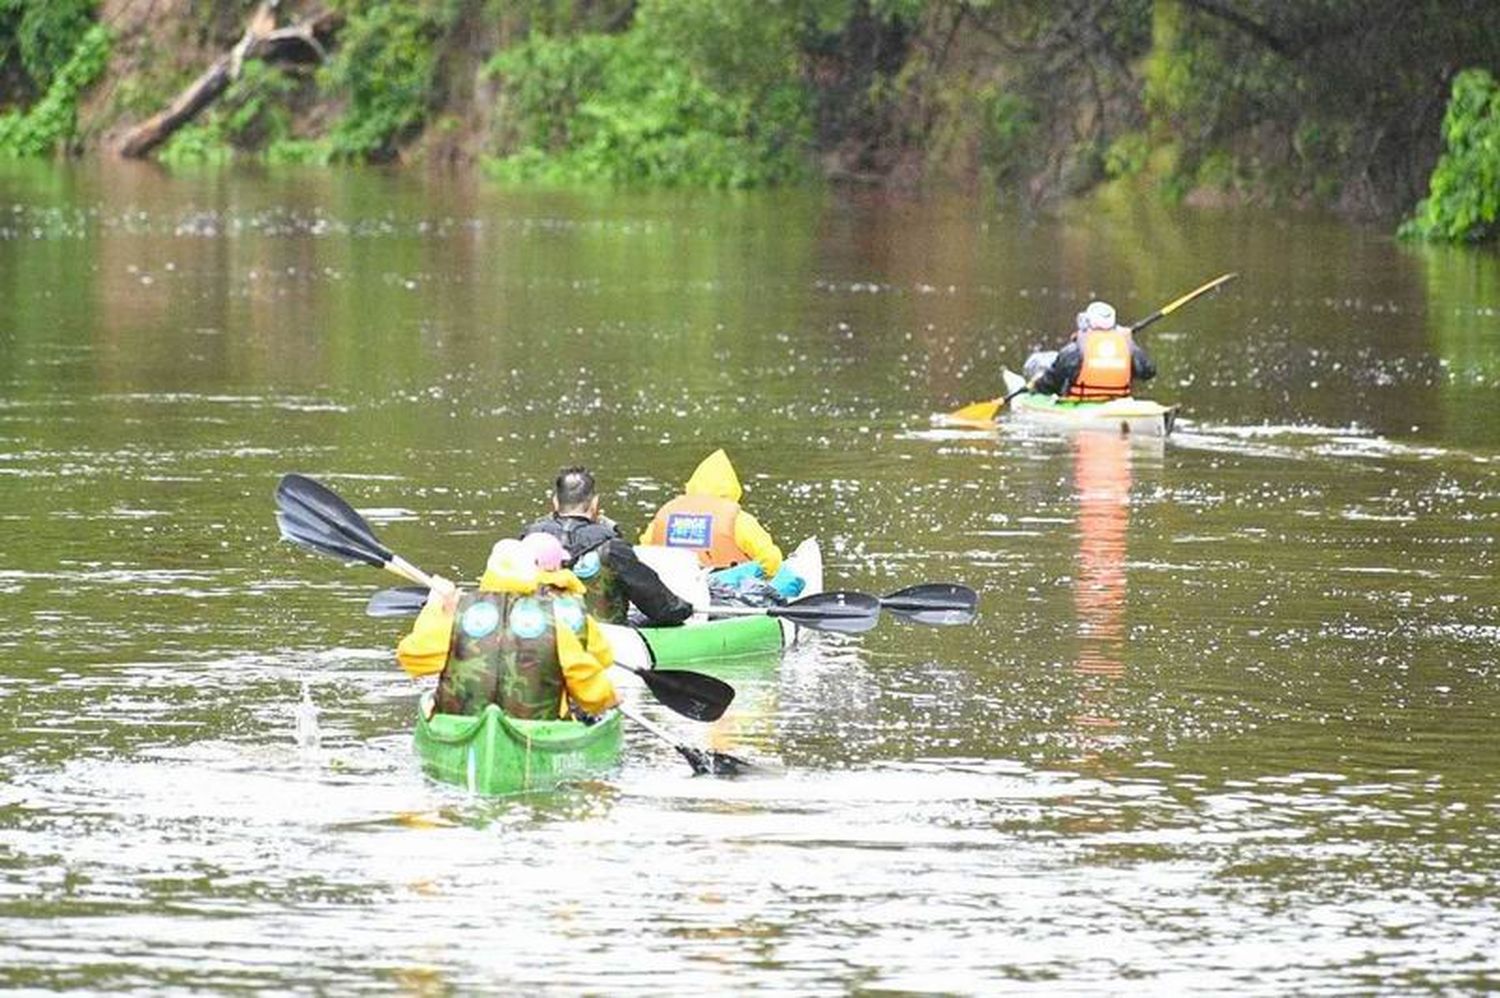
(709, 561, 764, 590)
(425, 575, 458, 614)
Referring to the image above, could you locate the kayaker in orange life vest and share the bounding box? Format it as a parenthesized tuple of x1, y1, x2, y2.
(640, 449, 803, 598)
(395, 534, 617, 720)
(1026, 300, 1156, 400)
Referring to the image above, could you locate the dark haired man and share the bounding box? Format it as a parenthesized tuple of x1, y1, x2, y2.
(520, 467, 694, 627)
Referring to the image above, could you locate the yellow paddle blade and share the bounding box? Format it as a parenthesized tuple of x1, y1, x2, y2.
(394, 810, 458, 829)
(947, 396, 1003, 423)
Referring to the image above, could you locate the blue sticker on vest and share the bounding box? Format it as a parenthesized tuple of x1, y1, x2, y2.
(460, 601, 500, 639)
(574, 550, 601, 580)
(554, 596, 585, 634)
(508, 597, 548, 640)
(665, 512, 713, 548)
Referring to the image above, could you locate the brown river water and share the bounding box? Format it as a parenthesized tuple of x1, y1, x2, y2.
(1, 161, 1497, 992)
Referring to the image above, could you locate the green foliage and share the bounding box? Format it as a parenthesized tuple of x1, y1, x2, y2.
(159, 59, 303, 165)
(0, 22, 109, 157)
(1103, 131, 1149, 180)
(157, 123, 233, 166)
(0, 0, 95, 94)
(1401, 69, 1500, 244)
(495, 0, 635, 36)
(322, 1, 449, 161)
(265, 137, 330, 165)
(1144, 7, 1292, 199)
(633, 0, 801, 102)
(867, 0, 926, 24)
(975, 85, 1037, 184)
(1143, 1, 1500, 213)
(486, 4, 813, 187)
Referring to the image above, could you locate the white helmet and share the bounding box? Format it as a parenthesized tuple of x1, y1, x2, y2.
(1084, 301, 1116, 329)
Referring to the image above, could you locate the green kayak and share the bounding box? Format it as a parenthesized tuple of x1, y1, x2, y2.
(413, 693, 623, 795)
(602, 537, 824, 671)
(635, 613, 787, 663)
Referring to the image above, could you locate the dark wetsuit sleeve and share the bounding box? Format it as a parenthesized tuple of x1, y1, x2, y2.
(602, 539, 693, 626)
(1131, 342, 1156, 382)
(1035, 342, 1082, 396)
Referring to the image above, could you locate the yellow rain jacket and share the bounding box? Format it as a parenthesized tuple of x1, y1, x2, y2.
(640, 449, 783, 578)
(395, 565, 617, 717)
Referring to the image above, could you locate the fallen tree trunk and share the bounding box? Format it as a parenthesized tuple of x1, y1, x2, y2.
(117, 5, 340, 159)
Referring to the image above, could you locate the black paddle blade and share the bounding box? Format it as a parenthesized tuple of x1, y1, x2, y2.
(276, 508, 386, 569)
(366, 586, 429, 618)
(274, 473, 393, 567)
(880, 584, 979, 626)
(772, 591, 882, 634)
(675, 744, 756, 777)
(636, 668, 734, 722)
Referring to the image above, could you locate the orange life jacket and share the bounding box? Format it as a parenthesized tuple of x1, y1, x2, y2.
(644, 494, 746, 568)
(1067, 329, 1133, 401)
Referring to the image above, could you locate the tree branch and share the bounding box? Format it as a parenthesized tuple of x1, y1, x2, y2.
(116, 4, 341, 159)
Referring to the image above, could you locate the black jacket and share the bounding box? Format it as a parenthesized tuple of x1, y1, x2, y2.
(520, 514, 693, 626)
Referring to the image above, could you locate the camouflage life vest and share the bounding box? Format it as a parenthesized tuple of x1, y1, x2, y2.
(433, 588, 588, 719)
(523, 516, 631, 624)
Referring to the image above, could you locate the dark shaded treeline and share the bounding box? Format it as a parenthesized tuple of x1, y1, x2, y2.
(1, 0, 1498, 235)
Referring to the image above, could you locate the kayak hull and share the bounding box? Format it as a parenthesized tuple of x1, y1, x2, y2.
(1001, 369, 1178, 437)
(640, 614, 789, 662)
(413, 693, 623, 796)
(603, 538, 822, 670)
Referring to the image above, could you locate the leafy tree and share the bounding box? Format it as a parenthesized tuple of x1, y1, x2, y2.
(1401, 69, 1500, 243)
(0, 22, 109, 157)
(1147, 0, 1500, 214)
(0, 0, 96, 100)
(322, 1, 450, 161)
(486, 0, 817, 186)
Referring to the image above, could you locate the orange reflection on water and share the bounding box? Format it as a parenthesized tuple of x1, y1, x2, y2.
(1074, 432, 1132, 678)
(1071, 432, 1133, 744)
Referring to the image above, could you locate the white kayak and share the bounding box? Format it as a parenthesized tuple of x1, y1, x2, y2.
(1001, 369, 1178, 437)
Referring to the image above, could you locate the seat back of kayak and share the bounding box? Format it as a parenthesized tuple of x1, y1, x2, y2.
(633, 544, 709, 608)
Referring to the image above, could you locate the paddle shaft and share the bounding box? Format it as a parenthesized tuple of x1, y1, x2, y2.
(383, 554, 434, 589)
(702, 590, 879, 616)
(702, 604, 874, 623)
(615, 701, 684, 749)
(703, 605, 808, 619)
(369, 581, 977, 627)
(1126, 272, 1239, 336)
(614, 701, 750, 776)
(700, 590, 882, 633)
(1001, 380, 1033, 406)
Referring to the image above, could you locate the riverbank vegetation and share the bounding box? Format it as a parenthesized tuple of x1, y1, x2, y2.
(0, 0, 1497, 241)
